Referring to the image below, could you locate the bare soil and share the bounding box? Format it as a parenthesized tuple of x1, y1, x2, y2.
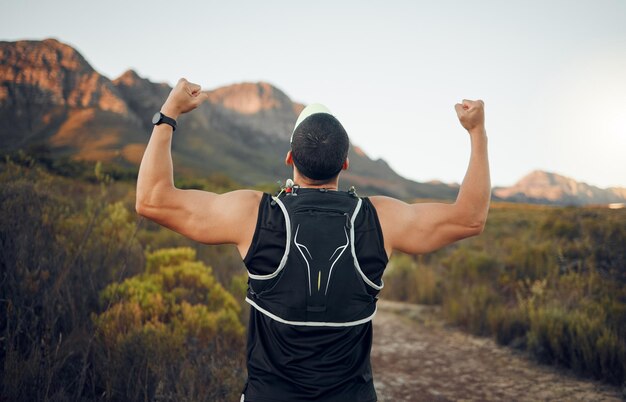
(371, 300, 624, 402)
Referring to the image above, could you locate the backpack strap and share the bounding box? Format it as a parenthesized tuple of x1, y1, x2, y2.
(349, 198, 382, 291)
(246, 195, 291, 280)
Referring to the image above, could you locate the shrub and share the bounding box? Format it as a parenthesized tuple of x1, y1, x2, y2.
(382, 253, 442, 305)
(93, 247, 245, 402)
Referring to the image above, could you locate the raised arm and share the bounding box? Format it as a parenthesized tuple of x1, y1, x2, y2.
(135, 78, 262, 257)
(371, 99, 491, 256)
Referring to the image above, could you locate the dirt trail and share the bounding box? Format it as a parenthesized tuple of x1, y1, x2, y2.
(371, 300, 623, 402)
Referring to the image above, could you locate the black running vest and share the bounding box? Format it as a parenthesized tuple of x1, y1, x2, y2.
(242, 189, 388, 402)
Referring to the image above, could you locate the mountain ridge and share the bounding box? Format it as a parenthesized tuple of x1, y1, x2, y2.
(493, 170, 626, 206)
(1, 38, 624, 205)
(1, 38, 460, 200)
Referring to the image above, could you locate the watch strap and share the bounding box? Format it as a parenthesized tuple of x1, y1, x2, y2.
(153, 112, 177, 131)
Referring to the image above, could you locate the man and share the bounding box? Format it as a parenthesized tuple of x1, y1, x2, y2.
(136, 78, 490, 401)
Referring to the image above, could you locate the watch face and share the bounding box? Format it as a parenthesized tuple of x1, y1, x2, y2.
(152, 112, 161, 125)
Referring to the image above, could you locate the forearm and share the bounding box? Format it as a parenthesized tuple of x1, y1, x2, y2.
(455, 128, 491, 229)
(136, 124, 176, 212)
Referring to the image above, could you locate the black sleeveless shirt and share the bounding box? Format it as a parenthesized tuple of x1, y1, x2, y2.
(242, 190, 388, 402)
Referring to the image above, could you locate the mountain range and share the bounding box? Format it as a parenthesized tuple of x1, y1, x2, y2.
(1, 38, 625, 206)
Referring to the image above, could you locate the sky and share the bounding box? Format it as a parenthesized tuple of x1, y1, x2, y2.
(2, 0, 625, 188)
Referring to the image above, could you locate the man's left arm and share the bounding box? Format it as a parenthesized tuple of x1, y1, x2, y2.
(372, 99, 491, 256)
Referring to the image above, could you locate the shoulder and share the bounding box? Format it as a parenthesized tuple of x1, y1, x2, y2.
(368, 195, 413, 256)
(226, 190, 267, 227)
(223, 189, 265, 202)
(210, 189, 264, 213)
(369, 195, 407, 214)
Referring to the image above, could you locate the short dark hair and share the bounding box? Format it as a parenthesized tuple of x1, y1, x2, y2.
(291, 114, 349, 182)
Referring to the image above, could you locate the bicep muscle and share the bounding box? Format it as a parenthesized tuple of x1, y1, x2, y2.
(372, 196, 480, 255)
(138, 188, 262, 249)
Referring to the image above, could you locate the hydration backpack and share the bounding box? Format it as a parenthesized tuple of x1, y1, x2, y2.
(245, 188, 383, 326)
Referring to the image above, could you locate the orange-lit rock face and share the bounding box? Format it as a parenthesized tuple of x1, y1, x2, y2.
(98, 84, 127, 113)
(353, 146, 367, 158)
(206, 82, 283, 114)
(0, 38, 128, 114)
(113, 69, 141, 87)
(292, 102, 305, 116)
(50, 108, 96, 147)
(202, 81, 302, 142)
(121, 143, 147, 165)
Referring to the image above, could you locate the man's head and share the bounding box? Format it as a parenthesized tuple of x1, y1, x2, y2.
(288, 103, 349, 184)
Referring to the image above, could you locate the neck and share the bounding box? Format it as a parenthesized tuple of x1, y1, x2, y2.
(292, 173, 339, 190)
(299, 183, 338, 190)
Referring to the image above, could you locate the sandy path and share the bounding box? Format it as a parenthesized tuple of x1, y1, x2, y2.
(371, 300, 623, 402)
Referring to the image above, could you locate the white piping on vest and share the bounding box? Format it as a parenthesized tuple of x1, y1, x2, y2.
(324, 226, 350, 295)
(350, 198, 384, 290)
(293, 224, 313, 295)
(245, 297, 377, 327)
(247, 196, 291, 280)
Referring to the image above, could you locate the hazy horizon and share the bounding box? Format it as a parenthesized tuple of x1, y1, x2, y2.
(2, 0, 625, 188)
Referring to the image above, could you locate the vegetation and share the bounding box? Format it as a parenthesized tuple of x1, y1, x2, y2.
(382, 203, 626, 386)
(0, 157, 248, 401)
(94, 247, 245, 401)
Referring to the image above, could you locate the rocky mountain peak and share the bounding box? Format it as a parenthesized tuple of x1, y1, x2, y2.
(202, 81, 306, 142)
(0, 38, 127, 114)
(512, 170, 587, 195)
(206, 82, 293, 115)
(111, 69, 171, 130)
(113, 69, 142, 87)
(6, 38, 90, 73)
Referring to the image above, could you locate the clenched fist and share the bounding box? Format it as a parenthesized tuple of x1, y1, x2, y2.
(161, 78, 209, 119)
(454, 99, 485, 136)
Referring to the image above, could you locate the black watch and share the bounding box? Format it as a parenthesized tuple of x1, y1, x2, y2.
(151, 112, 177, 131)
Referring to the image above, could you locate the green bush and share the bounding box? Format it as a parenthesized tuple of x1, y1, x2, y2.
(93, 247, 245, 401)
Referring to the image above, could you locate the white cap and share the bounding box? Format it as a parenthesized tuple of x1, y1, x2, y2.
(290, 103, 333, 143)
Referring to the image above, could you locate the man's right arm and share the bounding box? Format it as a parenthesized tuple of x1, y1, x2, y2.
(135, 78, 262, 258)
(371, 99, 491, 256)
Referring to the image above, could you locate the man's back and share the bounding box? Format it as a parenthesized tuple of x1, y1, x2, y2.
(242, 191, 386, 401)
